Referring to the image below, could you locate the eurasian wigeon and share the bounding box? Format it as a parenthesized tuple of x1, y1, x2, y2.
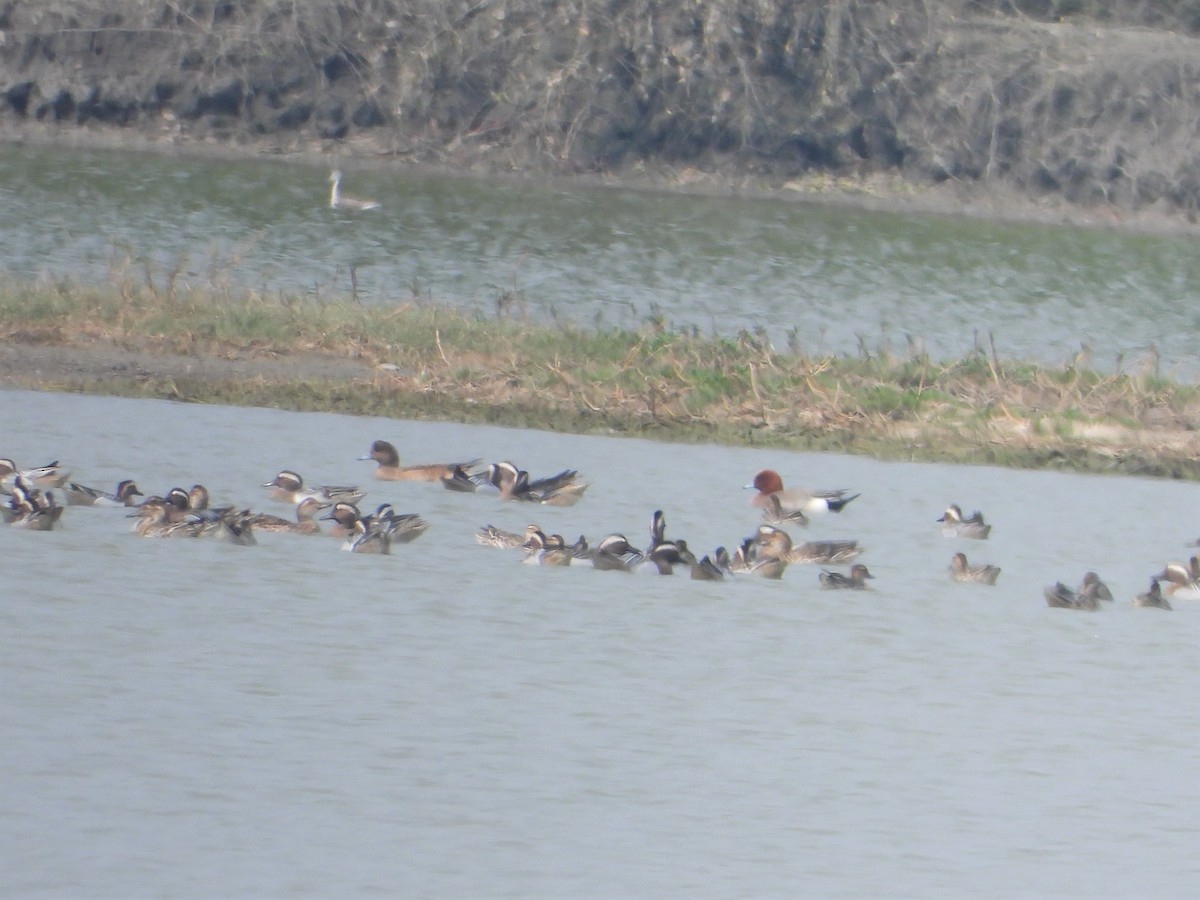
(745, 469, 859, 517)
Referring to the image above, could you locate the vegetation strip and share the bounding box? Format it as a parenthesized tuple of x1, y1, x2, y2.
(2, 277, 1199, 479)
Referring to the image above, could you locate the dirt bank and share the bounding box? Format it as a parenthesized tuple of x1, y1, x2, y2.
(3, 311, 1200, 481)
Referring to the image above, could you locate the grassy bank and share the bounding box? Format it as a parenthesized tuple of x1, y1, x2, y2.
(3, 275, 1200, 479)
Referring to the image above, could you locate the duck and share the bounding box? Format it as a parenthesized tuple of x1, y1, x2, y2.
(172, 490, 256, 543)
(130, 497, 191, 537)
(745, 469, 859, 516)
(938, 505, 991, 540)
(759, 494, 809, 528)
(442, 464, 485, 492)
(731, 525, 792, 579)
(1154, 558, 1200, 600)
(63, 479, 143, 508)
(522, 527, 574, 566)
(320, 501, 363, 539)
(0, 458, 70, 493)
(641, 510, 699, 574)
(646, 539, 699, 574)
(1044, 581, 1098, 611)
(130, 496, 232, 539)
(328, 169, 379, 211)
(322, 502, 426, 551)
(245, 497, 328, 534)
(689, 553, 728, 581)
(212, 509, 258, 546)
(1044, 572, 1112, 610)
(1079, 571, 1114, 603)
(321, 502, 391, 553)
(4, 483, 63, 530)
(263, 470, 365, 506)
(481, 461, 590, 506)
(164, 487, 233, 525)
(187, 484, 213, 510)
(358, 439, 480, 483)
(949, 552, 1001, 585)
(367, 503, 430, 544)
(786, 539, 863, 565)
(475, 523, 528, 549)
(345, 517, 391, 554)
(819, 563, 875, 590)
(590, 533, 644, 571)
(1133, 578, 1172, 610)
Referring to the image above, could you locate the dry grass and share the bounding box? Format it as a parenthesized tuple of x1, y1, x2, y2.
(3, 273, 1200, 476)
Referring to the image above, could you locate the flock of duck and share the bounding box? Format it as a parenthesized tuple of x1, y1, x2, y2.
(1, 443, 1194, 608)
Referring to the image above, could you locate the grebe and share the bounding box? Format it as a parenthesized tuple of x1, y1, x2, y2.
(328, 170, 379, 211)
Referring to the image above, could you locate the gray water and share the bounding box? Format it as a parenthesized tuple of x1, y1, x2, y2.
(3, 143, 1200, 378)
(3, 388, 1199, 898)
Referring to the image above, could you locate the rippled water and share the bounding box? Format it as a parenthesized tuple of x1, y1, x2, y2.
(3, 388, 1199, 897)
(3, 143, 1200, 378)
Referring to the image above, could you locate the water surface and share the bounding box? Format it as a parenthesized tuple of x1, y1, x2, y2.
(2, 144, 1198, 378)
(2, 389, 1198, 897)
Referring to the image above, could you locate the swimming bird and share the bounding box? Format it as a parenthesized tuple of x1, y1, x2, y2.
(130, 497, 195, 537)
(1079, 571, 1114, 603)
(164, 486, 232, 524)
(1044, 572, 1112, 610)
(689, 553, 727, 581)
(245, 497, 329, 534)
(786, 539, 863, 565)
(442, 464, 485, 492)
(319, 501, 363, 539)
(129, 495, 250, 541)
(187, 484, 214, 510)
(590, 534, 644, 571)
(1154, 558, 1200, 600)
(367, 503, 430, 544)
(358, 439, 479, 483)
(1044, 581, 1097, 610)
(641, 510, 699, 574)
(645, 537, 699, 575)
(1133, 578, 1172, 610)
(522, 527, 574, 566)
(321, 502, 391, 553)
(328, 169, 379, 211)
(731, 524, 793, 579)
(475, 523, 527, 549)
(949, 552, 1001, 585)
(819, 563, 875, 590)
(63, 479, 143, 507)
(264, 470, 365, 507)
(4, 483, 63, 530)
(938, 505, 991, 539)
(344, 517, 391, 554)
(0, 458, 70, 493)
(745, 469, 859, 516)
(759, 494, 809, 528)
(211, 509, 258, 546)
(481, 461, 590, 506)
